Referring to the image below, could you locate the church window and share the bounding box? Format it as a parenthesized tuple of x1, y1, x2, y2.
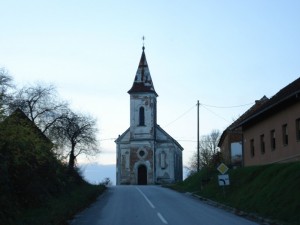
(160, 151, 166, 169)
(139, 107, 145, 126)
(125, 152, 130, 169)
(139, 150, 145, 157)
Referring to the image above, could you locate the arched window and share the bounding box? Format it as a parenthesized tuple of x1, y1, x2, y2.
(139, 107, 145, 126)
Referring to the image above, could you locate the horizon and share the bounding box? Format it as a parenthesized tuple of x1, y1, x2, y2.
(1, 1, 300, 183)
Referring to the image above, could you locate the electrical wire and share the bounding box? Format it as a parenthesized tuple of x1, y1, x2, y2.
(164, 104, 196, 127)
(201, 102, 253, 108)
(201, 104, 230, 123)
(99, 138, 116, 142)
(163, 101, 252, 128)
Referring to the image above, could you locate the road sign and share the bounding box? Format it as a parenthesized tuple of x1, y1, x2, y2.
(218, 174, 230, 186)
(217, 163, 229, 174)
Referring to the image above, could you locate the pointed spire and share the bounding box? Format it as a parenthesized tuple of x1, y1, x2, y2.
(128, 46, 158, 96)
(142, 36, 145, 51)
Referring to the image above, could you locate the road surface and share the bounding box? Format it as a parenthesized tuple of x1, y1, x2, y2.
(70, 185, 258, 225)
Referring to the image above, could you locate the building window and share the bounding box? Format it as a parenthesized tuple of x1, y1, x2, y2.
(296, 118, 300, 141)
(250, 139, 255, 157)
(270, 130, 276, 151)
(160, 151, 167, 169)
(282, 124, 288, 146)
(260, 134, 265, 154)
(139, 107, 145, 126)
(139, 150, 145, 157)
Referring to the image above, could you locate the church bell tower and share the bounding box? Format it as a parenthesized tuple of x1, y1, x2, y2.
(128, 46, 158, 140)
(115, 46, 183, 185)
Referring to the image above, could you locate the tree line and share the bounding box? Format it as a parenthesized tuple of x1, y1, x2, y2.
(0, 67, 101, 223)
(186, 129, 223, 176)
(0, 68, 99, 170)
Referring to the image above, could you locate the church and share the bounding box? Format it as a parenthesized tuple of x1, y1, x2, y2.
(115, 46, 183, 185)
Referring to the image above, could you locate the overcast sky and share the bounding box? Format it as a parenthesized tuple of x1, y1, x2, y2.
(1, 1, 300, 182)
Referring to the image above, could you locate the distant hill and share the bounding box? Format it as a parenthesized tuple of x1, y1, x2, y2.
(172, 162, 300, 225)
(80, 163, 116, 185)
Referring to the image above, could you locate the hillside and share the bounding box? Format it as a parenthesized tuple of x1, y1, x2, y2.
(0, 110, 106, 225)
(172, 162, 300, 225)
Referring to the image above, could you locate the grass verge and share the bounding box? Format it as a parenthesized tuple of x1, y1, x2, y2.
(172, 162, 300, 225)
(16, 183, 106, 225)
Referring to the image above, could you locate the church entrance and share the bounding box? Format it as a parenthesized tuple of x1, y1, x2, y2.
(137, 165, 147, 185)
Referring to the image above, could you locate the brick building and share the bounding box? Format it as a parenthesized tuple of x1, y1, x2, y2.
(218, 96, 269, 167)
(219, 77, 300, 166)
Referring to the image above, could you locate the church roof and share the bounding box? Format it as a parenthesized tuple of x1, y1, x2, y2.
(115, 125, 184, 151)
(128, 47, 158, 96)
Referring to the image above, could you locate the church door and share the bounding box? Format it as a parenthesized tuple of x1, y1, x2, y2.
(138, 165, 147, 185)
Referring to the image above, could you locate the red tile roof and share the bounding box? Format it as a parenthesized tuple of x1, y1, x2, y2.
(128, 47, 158, 96)
(238, 77, 300, 128)
(219, 76, 300, 146)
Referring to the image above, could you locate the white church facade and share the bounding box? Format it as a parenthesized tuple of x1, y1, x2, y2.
(115, 47, 183, 185)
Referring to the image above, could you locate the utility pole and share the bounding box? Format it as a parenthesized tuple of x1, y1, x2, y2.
(197, 100, 200, 173)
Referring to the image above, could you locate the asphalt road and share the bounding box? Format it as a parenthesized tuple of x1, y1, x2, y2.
(69, 185, 258, 225)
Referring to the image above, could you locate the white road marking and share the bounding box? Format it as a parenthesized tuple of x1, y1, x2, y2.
(136, 187, 169, 224)
(136, 187, 155, 208)
(157, 212, 168, 224)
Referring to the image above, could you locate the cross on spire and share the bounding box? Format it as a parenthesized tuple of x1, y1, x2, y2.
(142, 36, 145, 51)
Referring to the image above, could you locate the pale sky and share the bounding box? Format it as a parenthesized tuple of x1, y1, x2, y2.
(1, 1, 300, 181)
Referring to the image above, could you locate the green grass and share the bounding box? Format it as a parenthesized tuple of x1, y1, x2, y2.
(16, 183, 106, 225)
(173, 162, 300, 225)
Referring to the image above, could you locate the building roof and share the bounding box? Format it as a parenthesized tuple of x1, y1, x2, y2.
(218, 96, 269, 147)
(128, 47, 158, 96)
(230, 96, 269, 129)
(219, 77, 300, 147)
(237, 77, 300, 128)
(115, 125, 184, 151)
(156, 125, 184, 151)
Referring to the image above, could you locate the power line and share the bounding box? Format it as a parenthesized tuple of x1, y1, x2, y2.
(201, 104, 230, 123)
(201, 102, 253, 108)
(164, 104, 196, 127)
(162, 101, 252, 128)
(99, 138, 116, 142)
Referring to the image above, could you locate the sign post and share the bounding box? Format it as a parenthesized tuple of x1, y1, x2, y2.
(217, 163, 230, 196)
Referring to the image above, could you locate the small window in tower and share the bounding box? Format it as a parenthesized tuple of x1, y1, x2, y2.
(139, 107, 145, 126)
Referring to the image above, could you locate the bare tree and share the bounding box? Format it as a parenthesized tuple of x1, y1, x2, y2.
(187, 129, 221, 174)
(9, 83, 100, 165)
(9, 83, 68, 134)
(51, 110, 99, 170)
(0, 68, 14, 118)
